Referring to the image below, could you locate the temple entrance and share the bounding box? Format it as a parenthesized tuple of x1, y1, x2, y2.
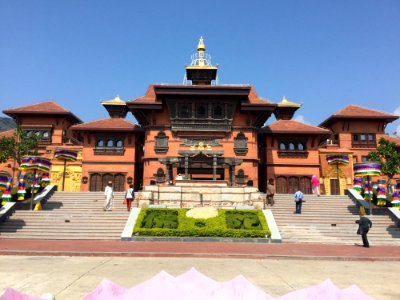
(159, 150, 242, 186)
(177, 167, 225, 180)
(89, 173, 126, 192)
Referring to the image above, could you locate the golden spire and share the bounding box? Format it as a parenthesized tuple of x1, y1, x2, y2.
(197, 36, 206, 51)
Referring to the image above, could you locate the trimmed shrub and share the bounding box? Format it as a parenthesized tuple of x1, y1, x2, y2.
(134, 208, 270, 238)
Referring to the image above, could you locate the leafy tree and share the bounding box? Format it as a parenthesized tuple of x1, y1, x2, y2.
(367, 137, 400, 192)
(0, 126, 39, 178)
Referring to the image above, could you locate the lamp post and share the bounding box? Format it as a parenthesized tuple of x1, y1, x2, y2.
(53, 149, 78, 191)
(326, 154, 349, 194)
(353, 162, 381, 215)
(20, 156, 52, 210)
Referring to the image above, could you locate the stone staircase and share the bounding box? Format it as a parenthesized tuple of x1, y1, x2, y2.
(0, 192, 130, 240)
(271, 194, 400, 245)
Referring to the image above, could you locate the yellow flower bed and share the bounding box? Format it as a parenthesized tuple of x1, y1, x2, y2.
(186, 207, 218, 219)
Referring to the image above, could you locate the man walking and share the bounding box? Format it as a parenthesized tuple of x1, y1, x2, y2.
(294, 188, 304, 214)
(104, 181, 114, 211)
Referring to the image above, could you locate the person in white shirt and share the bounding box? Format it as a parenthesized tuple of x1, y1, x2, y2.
(294, 189, 304, 214)
(104, 181, 114, 211)
(176, 173, 183, 181)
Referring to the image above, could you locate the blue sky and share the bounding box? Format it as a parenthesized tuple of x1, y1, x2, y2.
(1, 0, 399, 135)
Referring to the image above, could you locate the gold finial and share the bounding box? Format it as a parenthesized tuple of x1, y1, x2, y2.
(197, 36, 205, 51)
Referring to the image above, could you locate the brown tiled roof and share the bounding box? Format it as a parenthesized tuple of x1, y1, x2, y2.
(247, 86, 273, 105)
(127, 85, 158, 104)
(71, 118, 140, 131)
(3, 101, 82, 123)
(0, 129, 14, 137)
(384, 135, 400, 147)
(320, 105, 398, 127)
(262, 120, 331, 134)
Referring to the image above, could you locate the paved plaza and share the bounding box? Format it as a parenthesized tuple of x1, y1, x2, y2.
(0, 239, 400, 299)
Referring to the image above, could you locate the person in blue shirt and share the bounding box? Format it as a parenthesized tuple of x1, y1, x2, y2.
(294, 189, 304, 214)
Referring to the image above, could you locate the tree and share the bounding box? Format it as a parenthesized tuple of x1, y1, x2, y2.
(0, 127, 39, 183)
(367, 137, 400, 192)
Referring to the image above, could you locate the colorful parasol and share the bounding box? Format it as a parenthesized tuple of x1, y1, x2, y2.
(1, 180, 12, 204)
(376, 179, 387, 206)
(0, 172, 9, 191)
(17, 175, 26, 201)
(353, 178, 362, 194)
(326, 154, 349, 165)
(20, 155, 52, 210)
(53, 149, 78, 191)
(353, 162, 381, 177)
(353, 162, 381, 215)
(41, 172, 50, 187)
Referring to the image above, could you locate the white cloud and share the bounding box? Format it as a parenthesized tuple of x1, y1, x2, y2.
(394, 106, 400, 116)
(294, 115, 307, 123)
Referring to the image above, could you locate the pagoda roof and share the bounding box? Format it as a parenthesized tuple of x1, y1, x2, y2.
(127, 84, 274, 106)
(3, 101, 82, 123)
(261, 120, 331, 135)
(71, 118, 140, 132)
(320, 105, 398, 127)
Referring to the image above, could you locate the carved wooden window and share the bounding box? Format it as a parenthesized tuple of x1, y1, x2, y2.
(213, 104, 223, 119)
(278, 140, 308, 158)
(155, 168, 166, 183)
(234, 132, 248, 155)
(106, 140, 114, 147)
(97, 139, 104, 147)
(352, 133, 376, 148)
(196, 103, 207, 118)
(155, 131, 169, 153)
(236, 169, 247, 184)
(178, 104, 191, 118)
(279, 143, 286, 150)
(298, 143, 304, 151)
(94, 136, 125, 155)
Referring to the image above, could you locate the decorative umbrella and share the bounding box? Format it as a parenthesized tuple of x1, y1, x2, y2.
(353, 177, 362, 194)
(354, 162, 381, 215)
(20, 155, 52, 210)
(1, 180, 12, 204)
(326, 154, 349, 194)
(41, 172, 50, 187)
(53, 149, 77, 191)
(392, 181, 400, 207)
(17, 174, 26, 201)
(376, 179, 387, 206)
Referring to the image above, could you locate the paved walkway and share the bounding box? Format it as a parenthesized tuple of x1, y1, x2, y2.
(1, 239, 400, 299)
(0, 238, 399, 261)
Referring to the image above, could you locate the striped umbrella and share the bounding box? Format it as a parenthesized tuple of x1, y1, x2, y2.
(20, 155, 52, 210)
(353, 162, 381, 215)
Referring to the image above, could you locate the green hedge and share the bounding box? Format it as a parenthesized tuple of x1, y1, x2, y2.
(134, 208, 270, 238)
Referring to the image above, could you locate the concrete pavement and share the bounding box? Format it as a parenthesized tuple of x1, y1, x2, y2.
(1, 256, 399, 299)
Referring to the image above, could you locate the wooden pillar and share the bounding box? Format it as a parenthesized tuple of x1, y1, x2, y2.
(213, 155, 217, 180)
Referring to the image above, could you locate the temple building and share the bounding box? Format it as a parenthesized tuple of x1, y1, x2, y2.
(1, 38, 399, 194)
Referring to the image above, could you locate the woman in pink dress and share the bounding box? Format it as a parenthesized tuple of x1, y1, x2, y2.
(311, 175, 320, 196)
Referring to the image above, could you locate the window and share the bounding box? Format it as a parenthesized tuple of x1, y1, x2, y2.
(154, 131, 169, 153)
(278, 139, 308, 158)
(116, 140, 123, 147)
(94, 136, 125, 155)
(24, 129, 52, 142)
(213, 104, 223, 119)
(196, 104, 207, 118)
(234, 132, 248, 155)
(352, 133, 376, 148)
(362, 156, 368, 162)
(97, 140, 104, 147)
(178, 104, 191, 118)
